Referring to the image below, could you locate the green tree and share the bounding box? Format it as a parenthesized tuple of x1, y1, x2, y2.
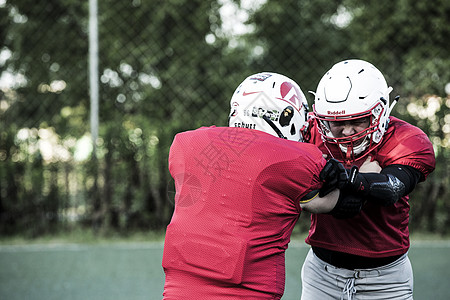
(92, 0, 253, 232)
(1, 0, 448, 236)
(0, 0, 89, 235)
(246, 0, 356, 106)
(1, 0, 253, 235)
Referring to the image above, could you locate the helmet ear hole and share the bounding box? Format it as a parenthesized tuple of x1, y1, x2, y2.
(279, 106, 294, 127)
(290, 124, 296, 136)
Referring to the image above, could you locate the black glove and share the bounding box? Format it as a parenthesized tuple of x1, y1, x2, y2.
(319, 158, 348, 197)
(328, 166, 367, 219)
(329, 192, 365, 219)
(347, 165, 372, 195)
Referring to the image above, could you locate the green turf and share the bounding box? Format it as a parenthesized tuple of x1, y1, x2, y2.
(0, 240, 449, 300)
(0, 243, 165, 300)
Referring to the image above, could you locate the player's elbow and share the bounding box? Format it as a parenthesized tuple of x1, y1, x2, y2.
(369, 174, 406, 206)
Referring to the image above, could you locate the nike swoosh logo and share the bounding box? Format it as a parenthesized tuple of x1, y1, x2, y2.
(242, 91, 260, 96)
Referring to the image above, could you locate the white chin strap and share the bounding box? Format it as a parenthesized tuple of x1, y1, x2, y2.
(339, 136, 370, 156)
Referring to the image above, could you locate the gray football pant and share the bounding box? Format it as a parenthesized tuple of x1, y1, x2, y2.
(301, 248, 413, 300)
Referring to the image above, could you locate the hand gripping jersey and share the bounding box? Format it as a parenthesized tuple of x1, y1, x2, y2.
(162, 126, 325, 299)
(305, 117, 436, 257)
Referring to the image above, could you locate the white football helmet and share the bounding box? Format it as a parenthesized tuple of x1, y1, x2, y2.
(313, 59, 397, 161)
(228, 72, 309, 141)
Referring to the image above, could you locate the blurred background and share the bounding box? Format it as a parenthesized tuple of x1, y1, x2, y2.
(1, 0, 449, 239)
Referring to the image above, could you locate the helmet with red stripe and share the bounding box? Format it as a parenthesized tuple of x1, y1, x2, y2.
(313, 59, 396, 163)
(228, 72, 309, 141)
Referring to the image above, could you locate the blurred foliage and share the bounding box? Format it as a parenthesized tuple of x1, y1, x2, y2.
(0, 0, 449, 236)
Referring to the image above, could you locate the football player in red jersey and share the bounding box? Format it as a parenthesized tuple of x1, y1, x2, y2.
(301, 59, 436, 299)
(162, 72, 350, 300)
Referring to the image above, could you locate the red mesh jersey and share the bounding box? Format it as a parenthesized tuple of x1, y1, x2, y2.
(163, 126, 325, 299)
(305, 117, 436, 257)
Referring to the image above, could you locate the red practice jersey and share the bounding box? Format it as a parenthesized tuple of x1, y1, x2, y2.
(305, 117, 436, 257)
(163, 126, 325, 300)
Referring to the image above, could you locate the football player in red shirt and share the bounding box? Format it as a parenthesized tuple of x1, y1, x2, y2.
(301, 59, 436, 299)
(162, 72, 349, 299)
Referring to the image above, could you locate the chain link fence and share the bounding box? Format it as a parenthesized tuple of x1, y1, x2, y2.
(1, 0, 449, 236)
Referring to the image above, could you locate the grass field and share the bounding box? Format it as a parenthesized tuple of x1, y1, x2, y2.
(1, 238, 449, 300)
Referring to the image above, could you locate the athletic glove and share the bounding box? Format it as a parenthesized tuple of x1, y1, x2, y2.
(319, 158, 348, 197)
(347, 166, 369, 194)
(329, 191, 365, 219)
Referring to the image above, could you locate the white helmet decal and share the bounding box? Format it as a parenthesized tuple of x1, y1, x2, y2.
(228, 72, 308, 141)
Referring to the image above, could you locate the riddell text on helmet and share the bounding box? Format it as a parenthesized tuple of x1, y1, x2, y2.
(327, 110, 346, 115)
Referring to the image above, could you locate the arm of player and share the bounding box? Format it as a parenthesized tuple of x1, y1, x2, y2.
(312, 158, 366, 219)
(300, 187, 364, 218)
(299, 158, 349, 215)
(347, 164, 422, 206)
(300, 189, 339, 213)
(358, 156, 382, 173)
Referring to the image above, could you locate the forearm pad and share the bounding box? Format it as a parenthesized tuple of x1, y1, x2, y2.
(369, 174, 406, 206)
(348, 167, 406, 206)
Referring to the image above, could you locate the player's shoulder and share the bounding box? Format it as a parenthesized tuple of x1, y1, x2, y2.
(383, 117, 432, 147)
(384, 117, 432, 146)
(280, 140, 325, 163)
(172, 126, 217, 147)
(175, 125, 218, 137)
(386, 117, 426, 136)
(302, 117, 322, 143)
(377, 117, 435, 172)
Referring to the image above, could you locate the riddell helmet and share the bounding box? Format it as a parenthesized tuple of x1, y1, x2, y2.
(313, 59, 397, 162)
(228, 72, 309, 141)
